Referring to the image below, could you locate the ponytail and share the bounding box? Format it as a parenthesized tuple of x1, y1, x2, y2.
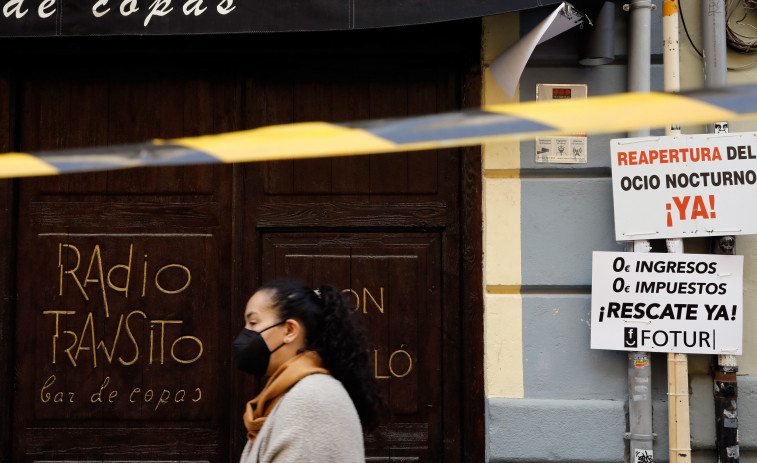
(258, 279, 384, 430)
(313, 285, 383, 430)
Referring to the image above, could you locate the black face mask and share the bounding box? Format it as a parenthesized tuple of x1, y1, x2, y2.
(233, 321, 286, 376)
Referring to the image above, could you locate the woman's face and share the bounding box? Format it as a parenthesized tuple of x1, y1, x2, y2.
(244, 290, 287, 375)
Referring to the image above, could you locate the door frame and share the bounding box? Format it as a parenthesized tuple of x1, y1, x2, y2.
(460, 60, 484, 463)
(0, 179, 15, 463)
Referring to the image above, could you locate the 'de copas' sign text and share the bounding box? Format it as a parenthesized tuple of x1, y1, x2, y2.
(0, 0, 558, 36)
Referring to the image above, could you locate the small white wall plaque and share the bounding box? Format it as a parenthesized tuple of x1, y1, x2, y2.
(535, 83, 588, 164)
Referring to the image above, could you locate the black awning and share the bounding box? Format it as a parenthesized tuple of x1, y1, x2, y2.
(0, 0, 561, 37)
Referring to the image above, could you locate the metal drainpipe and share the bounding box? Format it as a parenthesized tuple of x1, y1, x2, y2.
(702, 1, 739, 460)
(625, 1, 655, 462)
(627, 0, 653, 140)
(703, 0, 728, 133)
(628, 243, 655, 463)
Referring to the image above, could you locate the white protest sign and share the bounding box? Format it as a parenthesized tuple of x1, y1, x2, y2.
(591, 251, 743, 354)
(611, 131, 757, 241)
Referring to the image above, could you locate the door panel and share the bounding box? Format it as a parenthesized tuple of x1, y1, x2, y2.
(15, 193, 232, 462)
(12, 63, 237, 463)
(252, 68, 444, 196)
(261, 233, 442, 462)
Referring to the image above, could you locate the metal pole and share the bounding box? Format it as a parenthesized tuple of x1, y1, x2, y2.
(628, 243, 654, 463)
(626, 3, 656, 461)
(702, 0, 728, 133)
(702, 1, 740, 459)
(714, 352, 739, 463)
(627, 0, 653, 138)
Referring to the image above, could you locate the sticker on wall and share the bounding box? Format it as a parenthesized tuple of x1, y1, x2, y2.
(634, 449, 654, 463)
(535, 83, 588, 164)
(633, 354, 649, 368)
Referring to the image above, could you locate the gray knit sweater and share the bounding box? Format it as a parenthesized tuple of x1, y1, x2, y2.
(240, 373, 365, 463)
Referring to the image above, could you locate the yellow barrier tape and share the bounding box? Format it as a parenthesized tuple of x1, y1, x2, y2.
(2, 86, 757, 179)
(168, 122, 399, 162)
(0, 152, 59, 177)
(489, 92, 735, 133)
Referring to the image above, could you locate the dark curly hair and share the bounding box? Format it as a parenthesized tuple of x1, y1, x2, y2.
(257, 278, 384, 430)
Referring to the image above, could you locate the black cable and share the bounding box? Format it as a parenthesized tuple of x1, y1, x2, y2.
(726, 0, 757, 53)
(679, 0, 704, 58)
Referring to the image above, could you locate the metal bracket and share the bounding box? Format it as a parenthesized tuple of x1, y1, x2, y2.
(623, 2, 657, 11)
(625, 432, 658, 441)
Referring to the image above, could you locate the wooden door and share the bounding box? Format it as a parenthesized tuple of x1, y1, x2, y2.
(3, 23, 483, 463)
(260, 233, 444, 461)
(11, 59, 239, 463)
(237, 61, 465, 462)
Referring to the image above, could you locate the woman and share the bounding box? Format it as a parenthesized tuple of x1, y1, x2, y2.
(233, 278, 383, 463)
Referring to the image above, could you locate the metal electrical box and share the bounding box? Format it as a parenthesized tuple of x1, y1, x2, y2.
(535, 83, 588, 164)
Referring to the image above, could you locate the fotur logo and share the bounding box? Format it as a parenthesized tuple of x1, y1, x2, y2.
(624, 327, 638, 348)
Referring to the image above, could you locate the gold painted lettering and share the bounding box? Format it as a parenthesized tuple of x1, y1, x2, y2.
(154, 264, 191, 294)
(389, 349, 413, 378)
(108, 390, 118, 403)
(75, 312, 98, 367)
(342, 289, 360, 311)
(119, 310, 146, 366)
(192, 387, 202, 402)
(144, 389, 153, 402)
(97, 313, 124, 364)
(59, 243, 88, 300)
(155, 389, 171, 410)
(63, 330, 78, 366)
(106, 243, 133, 297)
(150, 320, 182, 364)
(363, 287, 384, 314)
(175, 389, 186, 402)
(90, 376, 110, 403)
(43, 310, 75, 364)
(38, 376, 75, 403)
(373, 349, 390, 379)
(171, 335, 203, 364)
(40, 374, 55, 403)
(141, 254, 148, 297)
(149, 324, 154, 364)
(129, 387, 141, 403)
(373, 348, 414, 378)
(83, 244, 110, 317)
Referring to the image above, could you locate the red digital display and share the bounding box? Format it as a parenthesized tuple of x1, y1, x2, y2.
(552, 88, 572, 99)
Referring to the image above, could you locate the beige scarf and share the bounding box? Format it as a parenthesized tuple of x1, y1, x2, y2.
(243, 350, 329, 443)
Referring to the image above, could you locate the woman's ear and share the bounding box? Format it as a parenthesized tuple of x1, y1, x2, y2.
(283, 318, 302, 342)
